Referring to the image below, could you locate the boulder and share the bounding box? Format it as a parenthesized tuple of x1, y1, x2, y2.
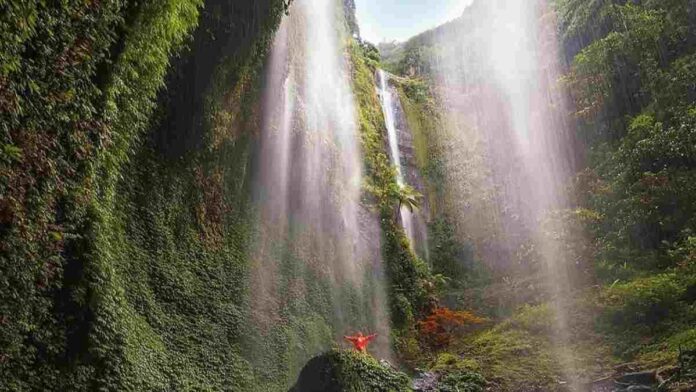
(412, 371, 438, 391)
(616, 371, 657, 386)
(289, 350, 411, 392)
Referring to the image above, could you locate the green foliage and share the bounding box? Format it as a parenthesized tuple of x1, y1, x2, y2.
(394, 75, 489, 296)
(395, 79, 442, 202)
(601, 273, 688, 327)
(329, 350, 411, 392)
(431, 352, 481, 374)
(597, 269, 696, 362)
(0, 0, 203, 389)
(427, 301, 614, 392)
(349, 40, 434, 331)
(498, 304, 556, 336)
(428, 217, 478, 287)
(0, 0, 294, 390)
(637, 328, 696, 368)
(558, 0, 696, 282)
(554, 0, 696, 367)
(426, 353, 486, 392)
(467, 327, 558, 390)
(437, 371, 486, 392)
(0, 143, 21, 162)
(395, 184, 422, 213)
(358, 40, 381, 67)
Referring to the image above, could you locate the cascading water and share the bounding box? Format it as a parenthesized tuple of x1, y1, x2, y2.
(245, 0, 390, 387)
(431, 0, 581, 387)
(377, 70, 416, 246)
(376, 69, 430, 261)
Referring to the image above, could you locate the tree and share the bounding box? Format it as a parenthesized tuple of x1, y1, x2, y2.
(396, 184, 423, 213)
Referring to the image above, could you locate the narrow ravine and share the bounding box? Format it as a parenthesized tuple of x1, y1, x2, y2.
(3, 0, 695, 391)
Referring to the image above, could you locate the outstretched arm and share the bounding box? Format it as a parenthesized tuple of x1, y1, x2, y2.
(366, 333, 377, 341)
(344, 336, 357, 342)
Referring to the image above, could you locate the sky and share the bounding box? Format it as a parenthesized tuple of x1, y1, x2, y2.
(354, 0, 474, 43)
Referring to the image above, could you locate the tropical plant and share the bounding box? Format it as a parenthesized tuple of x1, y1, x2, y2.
(396, 184, 423, 212)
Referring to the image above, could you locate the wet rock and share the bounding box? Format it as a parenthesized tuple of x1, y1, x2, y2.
(625, 385, 653, 392)
(412, 371, 438, 391)
(590, 367, 660, 392)
(616, 371, 657, 386)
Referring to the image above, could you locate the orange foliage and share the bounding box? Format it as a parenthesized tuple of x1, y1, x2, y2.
(417, 307, 486, 349)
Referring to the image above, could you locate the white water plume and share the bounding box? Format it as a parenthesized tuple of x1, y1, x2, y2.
(246, 0, 391, 381)
(432, 0, 582, 387)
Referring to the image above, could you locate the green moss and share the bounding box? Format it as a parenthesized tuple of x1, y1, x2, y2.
(0, 0, 204, 389)
(349, 41, 433, 331)
(637, 328, 696, 368)
(333, 350, 411, 392)
(290, 349, 411, 392)
(395, 78, 444, 212)
(431, 352, 481, 374)
(437, 370, 486, 392)
(469, 328, 558, 390)
(0, 0, 294, 389)
(597, 269, 696, 362)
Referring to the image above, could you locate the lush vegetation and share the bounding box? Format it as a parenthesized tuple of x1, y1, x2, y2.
(2, 0, 694, 390)
(0, 0, 203, 389)
(556, 0, 696, 366)
(376, 0, 695, 390)
(349, 39, 435, 336)
(0, 0, 293, 390)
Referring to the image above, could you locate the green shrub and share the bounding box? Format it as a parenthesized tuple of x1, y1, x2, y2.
(600, 273, 689, 328)
(637, 328, 696, 367)
(431, 352, 481, 374)
(349, 39, 434, 330)
(500, 304, 556, 335)
(334, 350, 411, 392)
(437, 370, 486, 392)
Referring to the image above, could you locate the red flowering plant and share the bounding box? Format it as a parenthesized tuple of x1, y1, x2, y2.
(417, 307, 486, 349)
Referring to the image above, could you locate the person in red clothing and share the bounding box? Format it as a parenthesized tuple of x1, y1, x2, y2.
(344, 332, 377, 353)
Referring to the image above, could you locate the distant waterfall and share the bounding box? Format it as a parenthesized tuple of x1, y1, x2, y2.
(244, 0, 391, 387)
(377, 70, 405, 187)
(377, 69, 429, 260)
(377, 70, 415, 243)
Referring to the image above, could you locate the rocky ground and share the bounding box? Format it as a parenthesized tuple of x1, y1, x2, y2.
(588, 350, 696, 392)
(289, 348, 695, 392)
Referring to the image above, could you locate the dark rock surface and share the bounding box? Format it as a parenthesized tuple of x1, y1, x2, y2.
(588, 364, 659, 392)
(616, 371, 657, 386)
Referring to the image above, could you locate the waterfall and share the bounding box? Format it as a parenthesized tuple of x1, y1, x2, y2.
(431, 0, 581, 387)
(377, 69, 417, 253)
(245, 0, 391, 387)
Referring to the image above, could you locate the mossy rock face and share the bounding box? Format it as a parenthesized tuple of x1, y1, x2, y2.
(289, 350, 411, 392)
